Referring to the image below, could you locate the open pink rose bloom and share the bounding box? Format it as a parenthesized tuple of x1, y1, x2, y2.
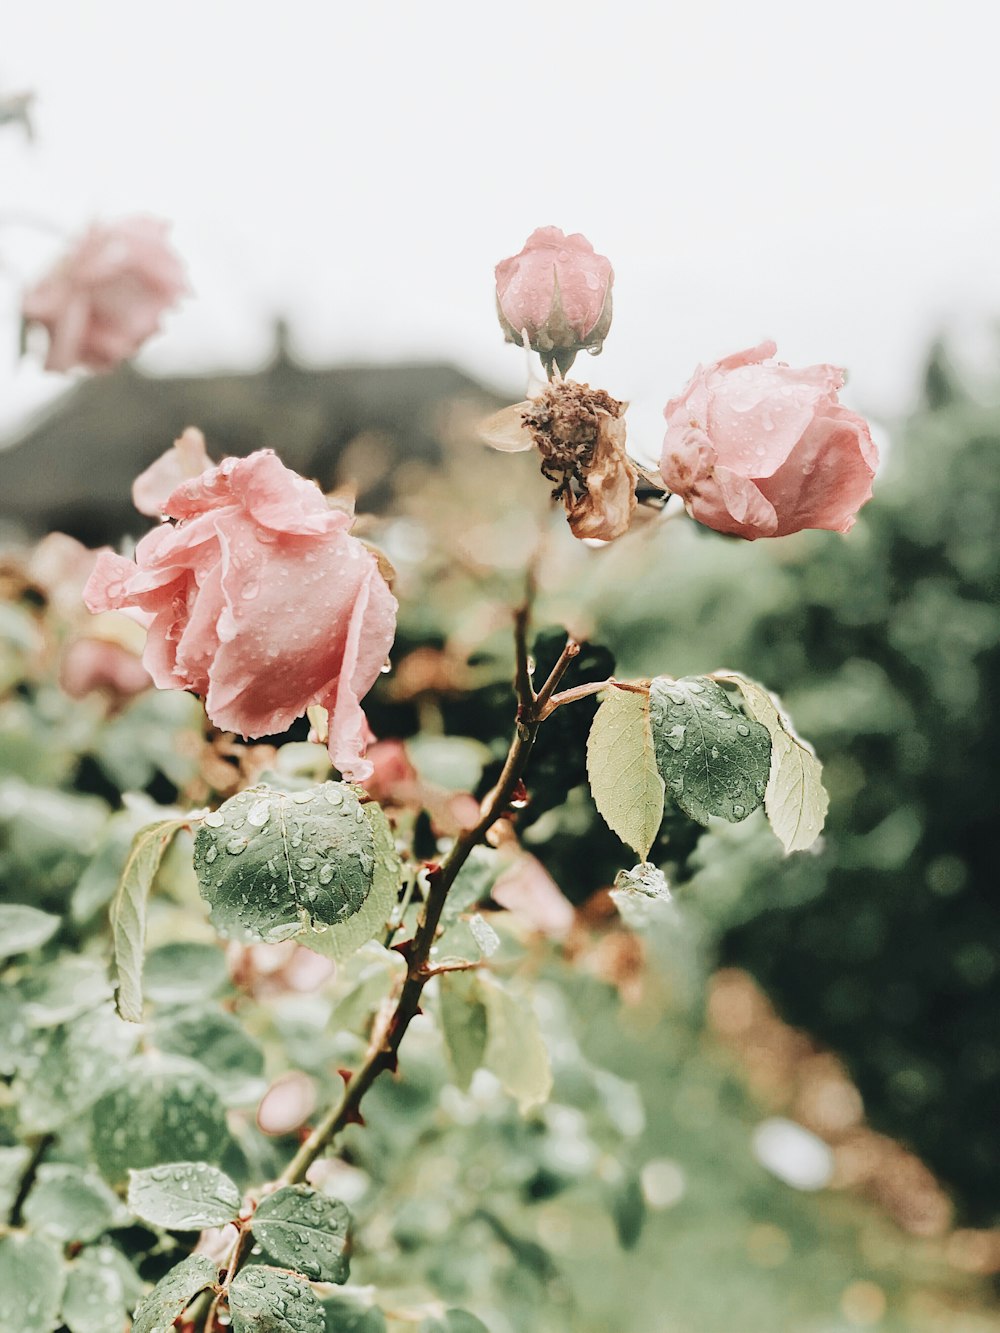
(84, 448, 397, 781)
(21, 215, 188, 373)
(661, 341, 878, 539)
(495, 226, 613, 370)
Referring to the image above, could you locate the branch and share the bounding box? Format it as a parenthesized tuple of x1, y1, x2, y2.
(537, 675, 648, 720)
(276, 642, 580, 1192)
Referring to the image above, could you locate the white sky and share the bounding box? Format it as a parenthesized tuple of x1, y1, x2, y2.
(3, 1, 999, 459)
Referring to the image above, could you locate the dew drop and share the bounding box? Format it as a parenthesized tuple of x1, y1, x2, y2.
(247, 799, 271, 827)
(205, 845, 218, 864)
(226, 837, 248, 855)
(204, 811, 224, 828)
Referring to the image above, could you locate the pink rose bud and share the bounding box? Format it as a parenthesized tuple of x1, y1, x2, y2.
(495, 226, 613, 376)
(661, 341, 878, 540)
(21, 215, 188, 373)
(257, 1072, 317, 1137)
(83, 449, 397, 782)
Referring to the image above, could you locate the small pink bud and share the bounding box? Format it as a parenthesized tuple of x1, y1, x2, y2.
(661, 342, 878, 539)
(495, 226, 613, 376)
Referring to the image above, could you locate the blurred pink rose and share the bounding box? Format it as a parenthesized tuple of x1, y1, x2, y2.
(661, 341, 878, 539)
(492, 854, 575, 941)
(495, 226, 613, 373)
(228, 941, 336, 996)
(133, 427, 212, 518)
(60, 636, 152, 701)
(83, 449, 397, 781)
(257, 1072, 317, 1137)
(22, 216, 188, 373)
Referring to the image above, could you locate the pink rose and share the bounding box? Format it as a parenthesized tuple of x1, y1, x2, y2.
(661, 341, 878, 539)
(22, 216, 188, 373)
(60, 636, 152, 701)
(132, 426, 212, 518)
(83, 449, 397, 782)
(495, 226, 613, 374)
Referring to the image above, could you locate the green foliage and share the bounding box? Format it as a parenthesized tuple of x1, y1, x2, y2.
(713, 672, 827, 852)
(586, 686, 664, 859)
(22, 1163, 123, 1242)
(62, 1249, 128, 1333)
(0, 903, 59, 958)
(0, 1232, 65, 1333)
(109, 816, 188, 1021)
(439, 970, 488, 1092)
(194, 783, 377, 945)
(128, 1161, 241, 1229)
(229, 1265, 326, 1332)
(649, 676, 771, 825)
(131, 1253, 218, 1333)
(479, 975, 552, 1113)
(250, 1184, 352, 1283)
(89, 1055, 231, 1184)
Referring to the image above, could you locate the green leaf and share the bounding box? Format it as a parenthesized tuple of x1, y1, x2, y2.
(439, 970, 488, 1092)
(195, 783, 376, 945)
(89, 1054, 231, 1185)
(128, 1161, 241, 1230)
(479, 975, 552, 1113)
(61, 1250, 127, 1333)
(250, 1184, 352, 1283)
(0, 904, 59, 959)
(648, 676, 771, 826)
(713, 671, 829, 852)
(319, 1291, 386, 1332)
(0, 1233, 66, 1333)
(153, 1007, 266, 1105)
(229, 1265, 326, 1332)
(406, 735, 491, 791)
(296, 800, 401, 963)
(142, 940, 229, 1007)
(22, 1164, 123, 1242)
(131, 1252, 219, 1333)
(20, 956, 112, 1028)
(109, 816, 188, 1023)
(586, 686, 665, 859)
(420, 1313, 490, 1333)
(16, 1004, 137, 1133)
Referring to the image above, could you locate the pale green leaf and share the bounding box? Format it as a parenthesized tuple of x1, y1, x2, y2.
(23, 1164, 124, 1242)
(714, 671, 829, 852)
(649, 676, 771, 826)
(128, 1161, 241, 1230)
(131, 1253, 218, 1333)
(229, 1265, 326, 1332)
(250, 1184, 352, 1283)
(62, 1250, 127, 1333)
(110, 816, 188, 1022)
(439, 970, 489, 1092)
(586, 685, 665, 860)
(0, 1233, 66, 1333)
(480, 975, 552, 1113)
(0, 904, 59, 959)
(194, 783, 376, 946)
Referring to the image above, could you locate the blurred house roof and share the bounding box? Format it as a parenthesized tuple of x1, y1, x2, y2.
(0, 325, 504, 545)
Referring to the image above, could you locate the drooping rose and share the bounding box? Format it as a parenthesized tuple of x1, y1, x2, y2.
(479, 378, 637, 541)
(495, 226, 613, 375)
(22, 216, 188, 373)
(661, 341, 878, 540)
(84, 449, 397, 782)
(132, 426, 212, 517)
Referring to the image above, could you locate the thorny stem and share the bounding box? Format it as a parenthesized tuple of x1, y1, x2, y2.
(199, 615, 583, 1325)
(277, 630, 580, 1192)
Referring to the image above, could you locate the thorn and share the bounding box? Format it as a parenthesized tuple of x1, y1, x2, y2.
(337, 1067, 354, 1086)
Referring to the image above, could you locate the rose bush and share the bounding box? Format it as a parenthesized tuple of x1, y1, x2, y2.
(495, 225, 613, 373)
(84, 447, 397, 780)
(660, 340, 878, 539)
(21, 215, 188, 372)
